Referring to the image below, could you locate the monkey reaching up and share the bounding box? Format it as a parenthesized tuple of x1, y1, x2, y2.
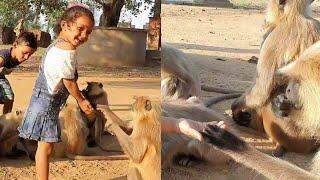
(98, 96, 161, 180)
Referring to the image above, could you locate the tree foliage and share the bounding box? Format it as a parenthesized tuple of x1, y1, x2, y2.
(75, 0, 157, 26)
(0, 0, 30, 27)
(0, 0, 158, 29)
(0, 0, 67, 31)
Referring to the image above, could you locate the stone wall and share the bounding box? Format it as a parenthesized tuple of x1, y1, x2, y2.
(76, 27, 148, 67)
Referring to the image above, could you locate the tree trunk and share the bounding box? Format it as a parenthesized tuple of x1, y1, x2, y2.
(33, 0, 42, 25)
(154, 0, 161, 18)
(99, 0, 125, 27)
(46, 18, 50, 32)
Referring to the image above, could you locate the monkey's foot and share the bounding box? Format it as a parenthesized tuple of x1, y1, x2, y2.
(233, 110, 251, 127)
(87, 140, 97, 147)
(175, 155, 201, 167)
(272, 145, 286, 157)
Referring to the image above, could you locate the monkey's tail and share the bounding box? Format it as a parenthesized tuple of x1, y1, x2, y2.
(204, 93, 242, 107)
(201, 85, 243, 94)
(66, 153, 128, 161)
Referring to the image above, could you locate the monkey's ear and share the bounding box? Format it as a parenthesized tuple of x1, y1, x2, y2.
(145, 100, 152, 111)
(99, 83, 103, 88)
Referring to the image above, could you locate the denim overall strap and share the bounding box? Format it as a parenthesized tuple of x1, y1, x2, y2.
(33, 40, 69, 107)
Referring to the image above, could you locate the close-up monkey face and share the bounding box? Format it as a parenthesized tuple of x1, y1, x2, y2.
(131, 97, 153, 113)
(272, 80, 302, 117)
(84, 82, 104, 96)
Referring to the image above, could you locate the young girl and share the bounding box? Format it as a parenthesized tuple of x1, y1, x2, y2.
(18, 5, 95, 180)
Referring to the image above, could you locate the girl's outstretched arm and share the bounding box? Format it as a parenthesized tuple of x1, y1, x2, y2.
(63, 78, 94, 114)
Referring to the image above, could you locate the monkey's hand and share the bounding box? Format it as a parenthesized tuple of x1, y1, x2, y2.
(0, 67, 13, 75)
(103, 116, 116, 135)
(96, 104, 111, 112)
(178, 119, 226, 142)
(231, 96, 251, 127)
(96, 105, 117, 134)
(201, 124, 248, 151)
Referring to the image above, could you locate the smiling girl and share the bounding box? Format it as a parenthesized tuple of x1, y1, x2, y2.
(18, 5, 95, 180)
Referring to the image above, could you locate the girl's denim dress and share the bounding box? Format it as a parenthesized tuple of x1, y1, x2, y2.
(18, 43, 74, 142)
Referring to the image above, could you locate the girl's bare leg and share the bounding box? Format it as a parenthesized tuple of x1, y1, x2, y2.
(36, 141, 54, 180)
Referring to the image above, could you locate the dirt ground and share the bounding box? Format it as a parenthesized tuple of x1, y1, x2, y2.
(0, 59, 160, 179)
(162, 4, 319, 180)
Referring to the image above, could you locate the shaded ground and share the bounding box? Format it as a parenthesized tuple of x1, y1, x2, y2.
(162, 4, 317, 179)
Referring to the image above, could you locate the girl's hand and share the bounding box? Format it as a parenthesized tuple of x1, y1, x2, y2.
(178, 119, 226, 142)
(78, 99, 94, 115)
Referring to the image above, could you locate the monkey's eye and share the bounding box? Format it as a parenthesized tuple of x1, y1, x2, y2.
(279, 0, 286, 5)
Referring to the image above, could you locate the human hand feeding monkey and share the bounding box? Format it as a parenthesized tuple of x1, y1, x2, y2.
(162, 116, 226, 141)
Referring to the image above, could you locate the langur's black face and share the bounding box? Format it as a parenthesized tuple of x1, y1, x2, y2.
(271, 80, 302, 118)
(285, 80, 302, 109)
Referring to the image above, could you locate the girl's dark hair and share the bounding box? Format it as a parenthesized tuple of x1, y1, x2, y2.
(54, 6, 95, 34)
(15, 32, 37, 49)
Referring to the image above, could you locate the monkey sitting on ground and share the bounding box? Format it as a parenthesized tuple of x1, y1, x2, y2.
(161, 43, 242, 101)
(0, 110, 34, 160)
(200, 40, 320, 179)
(98, 96, 161, 180)
(231, 0, 320, 156)
(53, 82, 127, 160)
(232, 0, 320, 127)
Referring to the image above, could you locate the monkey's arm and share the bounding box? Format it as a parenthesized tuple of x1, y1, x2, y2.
(261, 23, 276, 48)
(238, 48, 279, 110)
(250, 55, 278, 106)
(201, 125, 318, 180)
(97, 105, 132, 130)
(108, 124, 147, 163)
(99, 107, 147, 162)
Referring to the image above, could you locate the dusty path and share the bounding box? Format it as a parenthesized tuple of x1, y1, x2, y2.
(162, 4, 318, 179)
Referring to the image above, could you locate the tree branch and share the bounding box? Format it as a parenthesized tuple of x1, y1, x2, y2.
(93, 0, 106, 6)
(94, 0, 114, 6)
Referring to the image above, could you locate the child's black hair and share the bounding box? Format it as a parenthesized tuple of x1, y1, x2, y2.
(54, 6, 95, 34)
(15, 32, 37, 49)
